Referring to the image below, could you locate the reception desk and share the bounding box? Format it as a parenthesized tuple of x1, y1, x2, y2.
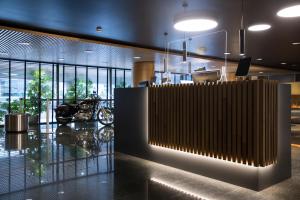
(115, 80, 291, 190)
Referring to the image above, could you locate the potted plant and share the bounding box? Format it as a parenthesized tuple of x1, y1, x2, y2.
(26, 70, 52, 124)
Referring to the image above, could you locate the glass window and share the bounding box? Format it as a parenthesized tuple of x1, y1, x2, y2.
(116, 69, 124, 88)
(26, 62, 40, 122)
(155, 72, 162, 85)
(98, 68, 107, 99)
(0, 60, 9, 125)
(125, 70, 132, 88)
(76, 67, 87, 100)
(64, 66, 75, 103)
(88, 67, 97, 96)
(110, 69, 115, 99)
(40, 63, 53, 123)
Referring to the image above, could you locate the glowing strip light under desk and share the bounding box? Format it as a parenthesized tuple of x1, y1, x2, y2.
(150, 144, 274, 169)
(150, 177, 208, 200)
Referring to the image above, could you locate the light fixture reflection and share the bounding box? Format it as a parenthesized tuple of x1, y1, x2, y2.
(174, 19, 218, 32)
(150, 144, 274, 168)
(150, 178, 209, 200)
(248, 24, 271, 32)
(277, 5, 300, 18)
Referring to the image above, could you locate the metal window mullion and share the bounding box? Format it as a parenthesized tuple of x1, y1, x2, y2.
(63, 65, 65, 103)
(52, 63, 54, 123)
(75, 66, 77, 102)
(38, 62, 41, 124)
(8, 60, 11, 113)
(96, 67, 99, 95)
(123, 69, 125, 88)
(86, 66, 88, 97)
(24, 61, 27, 112)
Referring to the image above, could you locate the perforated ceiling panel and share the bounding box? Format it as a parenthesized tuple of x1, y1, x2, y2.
(0, 28, 296, 76)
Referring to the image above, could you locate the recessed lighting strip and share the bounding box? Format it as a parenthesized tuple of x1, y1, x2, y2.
(150, 144, 274, 168)
(150, 177, 208, 200)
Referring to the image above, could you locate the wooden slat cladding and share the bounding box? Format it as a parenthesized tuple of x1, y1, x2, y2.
(148, 80, 278, 167)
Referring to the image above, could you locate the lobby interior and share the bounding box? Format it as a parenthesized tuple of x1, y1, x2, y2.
(0, 0, 300, 199)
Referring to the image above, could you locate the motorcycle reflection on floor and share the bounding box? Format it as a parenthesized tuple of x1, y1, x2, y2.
(56, 124, 114, 156)
(55, 94, 114, 126)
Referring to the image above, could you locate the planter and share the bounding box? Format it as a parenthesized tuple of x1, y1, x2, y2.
(5, 113, 29, 132)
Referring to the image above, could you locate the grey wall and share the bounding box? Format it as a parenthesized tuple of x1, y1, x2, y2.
(114, 86, 291, 191)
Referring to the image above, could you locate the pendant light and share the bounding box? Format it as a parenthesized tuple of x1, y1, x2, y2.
(239, 0, 246, 56)
(163, 32, 168, 73)
(183, 40, 187, 62)
(188, 38, 192, 74)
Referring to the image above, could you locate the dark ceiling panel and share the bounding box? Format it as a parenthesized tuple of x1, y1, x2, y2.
(0, 0, 299, 70)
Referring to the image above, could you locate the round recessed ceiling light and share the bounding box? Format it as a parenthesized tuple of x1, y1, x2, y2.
(277, 5, 300, 18)
(224, 52, 231, 55)
(133, 56, 141, 59)
(84, 50, 93, 53)
(259, 71, 264, 74)
(281, 62, 287, 65)
(174, 18, 218, 32)
(59, 58, 64, 61)
(256, 58, 263, 61)
(248, 24, 271, 31)
(174, 11, 218, 32)
(0, 52, 8, 56)
(17, 42, 31, 46)
(292, 42, 300, 45)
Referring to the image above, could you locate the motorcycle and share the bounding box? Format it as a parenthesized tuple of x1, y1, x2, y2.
(55, 94, 114, 126)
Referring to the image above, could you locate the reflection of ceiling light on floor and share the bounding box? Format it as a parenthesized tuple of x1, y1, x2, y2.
(81, 172, 85, 175)
(58, 58, 64, 61)
(133, 56, 141, 59)
(292, 42, 300, 45)
(281, 62, 287, 65)
(150, 178, 208, 200)
(84, 50, 93, 53)
(224, 52, 231, 55)
(58, 191, 64, 195)
(256, 58, 263, 61)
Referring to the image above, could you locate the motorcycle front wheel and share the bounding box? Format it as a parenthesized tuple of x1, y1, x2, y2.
(97, 108, 114, 126)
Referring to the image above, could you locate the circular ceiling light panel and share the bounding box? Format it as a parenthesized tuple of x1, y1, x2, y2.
(174, 11, 218, 32)
(277, 5, 300, 18)
(174, 19, 218, 32)
(248, 24, 271, 31)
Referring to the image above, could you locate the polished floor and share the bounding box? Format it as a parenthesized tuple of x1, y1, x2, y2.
(0, 123, 299, 200)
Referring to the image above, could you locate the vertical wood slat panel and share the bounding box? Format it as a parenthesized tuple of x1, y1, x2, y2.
(237, 81, 242, 163)
(148, 80, 278, 167)
(242, 81, 247, 164)
(222, 82, 227, 160)
(213, 83, 218, 157)
(247, 81, 253, 164)
(204, 84, 208, 156)
(253, 81, 259, 167)
(227, 82, 232, 161)
(201, 83, 205, 155)
(232, 82, 237, 162)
